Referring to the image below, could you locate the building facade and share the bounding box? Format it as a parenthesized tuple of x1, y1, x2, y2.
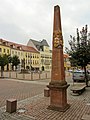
(64, 53, 71, 70)
(0, 38, 70, 71)
(27, 39, 52, 71)
(0, 39, 40, 71)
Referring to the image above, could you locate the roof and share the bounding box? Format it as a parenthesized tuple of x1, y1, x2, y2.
(30, 39, 49, 50)
(64, 54, 69, 58)
(30, 39, 41, 46)
(41, 39, 49, 46)
(21, 45, 39, 53)
(0, 38, 39, 53)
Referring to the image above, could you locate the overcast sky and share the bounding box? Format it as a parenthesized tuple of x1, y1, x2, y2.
(0, 0, 90, 50)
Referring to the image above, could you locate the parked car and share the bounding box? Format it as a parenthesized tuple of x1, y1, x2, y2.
(87, 70, 90, 80)
(72, 70, 89, 82)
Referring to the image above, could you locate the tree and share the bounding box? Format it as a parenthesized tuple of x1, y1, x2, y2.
(12, 55, 20, 70)
(7, 55, 12, 71)
(0, 54, 9, 77)
(21, 58, 25, 69)
(65, 25, 90, 86)
(8, 55, 12, 64)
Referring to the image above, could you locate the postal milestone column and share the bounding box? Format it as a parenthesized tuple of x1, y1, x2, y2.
(47, 5, 70, 111)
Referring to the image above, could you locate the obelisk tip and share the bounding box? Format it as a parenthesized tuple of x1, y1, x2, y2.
(54, 5, 60, 10)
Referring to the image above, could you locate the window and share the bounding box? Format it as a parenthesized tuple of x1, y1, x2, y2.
(0, 48, 2, 52)
(37, 55, 39, 58)
(18, 52, 20, 55)
(15, 51, 17, 55)
(26, 59, 27, 64)
(12, 51, 14, 54)
(3, 42, 6, 45)
(28, 53, 30, 57)
(4, 49, 5, 53)
(21, 52, 23, 56)
(37, 61, 39, 64)
(26, 53, 27, 57)
(7, 49, 9, 53)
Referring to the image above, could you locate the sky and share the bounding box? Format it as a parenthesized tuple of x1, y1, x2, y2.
(0, 0, 90, 50)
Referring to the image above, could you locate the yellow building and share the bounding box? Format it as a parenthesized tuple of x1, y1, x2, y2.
(0, 38, 71, 72)
(0, 39, 10, 55)
(0, 39, 11, 70)
(40, 46, 52, 71)
(27, 39, 52, 71)
(27, 39, 71, 71)
(64, 53, 71, 70)
(20, 45, 40, 71)
(0, 38, 40, 71)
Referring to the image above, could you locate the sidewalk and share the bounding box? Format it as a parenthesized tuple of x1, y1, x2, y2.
(0, 86, 90, 120)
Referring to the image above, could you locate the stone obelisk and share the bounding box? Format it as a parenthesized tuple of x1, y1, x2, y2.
(47, 5, 70, 111)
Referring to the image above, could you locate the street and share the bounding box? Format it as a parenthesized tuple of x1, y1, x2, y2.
(0, 73, 72, 107)
(0, 73, 90, 119)
(0, 78, 46, 107)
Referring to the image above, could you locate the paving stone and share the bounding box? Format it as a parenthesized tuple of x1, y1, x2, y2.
(0, 78, 90, 119)
(0, 110, 35, 120)
(81, 114, 90, 120)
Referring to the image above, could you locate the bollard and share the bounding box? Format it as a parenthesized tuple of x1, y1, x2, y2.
(44, 88, 50, 97)
(6, 99, 17, 113)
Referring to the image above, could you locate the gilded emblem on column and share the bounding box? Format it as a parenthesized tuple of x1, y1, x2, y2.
(53, 30, 63, 48)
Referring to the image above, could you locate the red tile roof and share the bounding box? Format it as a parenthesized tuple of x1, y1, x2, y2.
(0, 38, 39, 53)
(64, 54, 69, 58)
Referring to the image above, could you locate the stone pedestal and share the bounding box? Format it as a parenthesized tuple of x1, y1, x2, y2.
(47, 81, 70, 111)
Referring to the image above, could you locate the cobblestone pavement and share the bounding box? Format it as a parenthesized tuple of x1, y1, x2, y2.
(0, 75, 90, 119)
(18, 87, 90, 120)
(0, 78, 47, 107)
(21, 93, 90, 120)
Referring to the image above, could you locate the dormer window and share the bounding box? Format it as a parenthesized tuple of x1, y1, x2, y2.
(0, 39, 2, 44)
(17, 46, 22, 50)
(13, 45, 15, 48)
(10, 44, 15, 48)
(3, 42, 6, 45)
(10, 45, 13, 48)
